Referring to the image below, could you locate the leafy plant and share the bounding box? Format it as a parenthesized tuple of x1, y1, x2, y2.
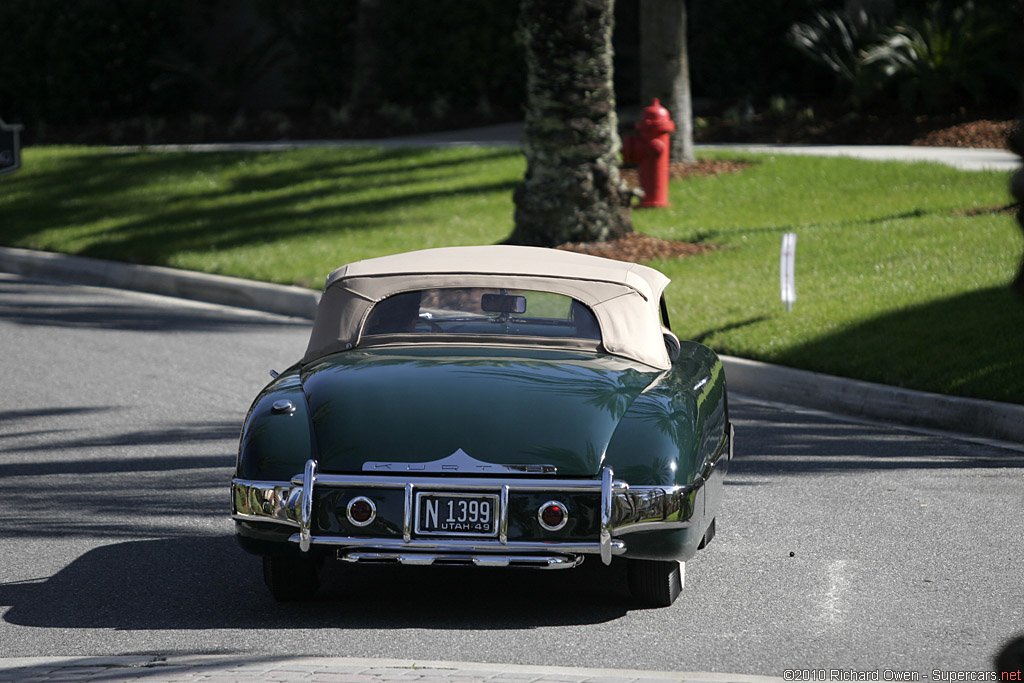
(789, 0, 1017, 112)
(788, 8, 883, 91)
(860, 1, 1014, 111)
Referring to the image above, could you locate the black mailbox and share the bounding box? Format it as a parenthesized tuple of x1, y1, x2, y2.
(0, 118, 23, 176)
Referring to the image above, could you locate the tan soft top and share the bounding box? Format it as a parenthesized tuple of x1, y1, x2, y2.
(303, 245, 673, 369)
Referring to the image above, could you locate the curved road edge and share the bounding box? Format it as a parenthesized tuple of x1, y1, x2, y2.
(2, 244, 1021, 445)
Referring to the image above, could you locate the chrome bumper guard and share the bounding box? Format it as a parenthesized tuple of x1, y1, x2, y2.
(232, 462, 708, 567)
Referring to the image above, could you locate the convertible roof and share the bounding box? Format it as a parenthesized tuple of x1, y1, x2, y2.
(326, 245, 669, 299)
(304, 246, 673, 368)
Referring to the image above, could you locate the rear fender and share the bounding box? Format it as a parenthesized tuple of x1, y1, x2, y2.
(605, 342, 727, 488)
(236, 369, 315, 481)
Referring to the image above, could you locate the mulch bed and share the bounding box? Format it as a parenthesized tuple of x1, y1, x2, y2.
(911, 120, 1015, 149)
(695, 108, 1018, 150)
(557, 231, 713, 263)
(560, 160, 750, 263)
(619, 159, 753, 187)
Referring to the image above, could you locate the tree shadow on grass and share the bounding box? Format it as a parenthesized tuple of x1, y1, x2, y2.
(1, 146, 520, 268)
(769, 286, 1024, 405)
(691, 316, 770, 344)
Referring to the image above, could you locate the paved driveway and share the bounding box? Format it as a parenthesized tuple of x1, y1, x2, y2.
(0, 275, 1021, 677)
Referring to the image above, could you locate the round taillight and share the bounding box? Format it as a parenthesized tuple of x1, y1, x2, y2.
(538, 501, 568, 531)
(347, 496, 376, 527)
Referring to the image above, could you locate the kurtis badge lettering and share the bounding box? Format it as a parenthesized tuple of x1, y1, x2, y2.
(363, 448, 557, 475)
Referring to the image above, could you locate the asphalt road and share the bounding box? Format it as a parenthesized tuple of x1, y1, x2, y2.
(1, 274, 1021, 676)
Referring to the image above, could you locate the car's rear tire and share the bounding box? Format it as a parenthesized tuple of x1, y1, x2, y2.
(262, 555, 320, 601)
(627, 558, 684, 607)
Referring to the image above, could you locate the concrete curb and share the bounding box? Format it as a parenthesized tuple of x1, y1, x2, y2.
(722, 356, 1024, 445)
(0, 245, 319, 319)
(0, 655, 785, 682)
(3, 246, 1022, 445)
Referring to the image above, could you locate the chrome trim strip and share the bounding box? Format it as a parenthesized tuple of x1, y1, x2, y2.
(363, 448, 557, 475)
(299, 459, 316, 552)
(403, 483, 414, 543)
(339, 551, 583, 570)
(729, 422, 735, 461)
(292, 472, 609, 491)
(313, 535, 626, 556)
(600, 467, 613, 565)
(499, 485, 510, 545)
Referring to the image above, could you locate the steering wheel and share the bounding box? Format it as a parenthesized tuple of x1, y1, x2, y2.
(415, 318, 444, 333)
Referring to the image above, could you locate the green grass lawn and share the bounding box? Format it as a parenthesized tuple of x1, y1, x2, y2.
(2, 145, 1022, 403)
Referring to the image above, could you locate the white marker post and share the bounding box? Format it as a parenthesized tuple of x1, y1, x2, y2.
(780, 233, 797, 312)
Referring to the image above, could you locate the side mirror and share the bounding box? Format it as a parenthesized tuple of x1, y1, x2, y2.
(663, 330, 681, 362)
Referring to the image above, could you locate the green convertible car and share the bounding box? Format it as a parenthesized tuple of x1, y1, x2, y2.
(231, 245, 732, 606)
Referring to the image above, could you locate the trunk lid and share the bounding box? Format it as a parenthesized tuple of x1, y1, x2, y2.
(300, 346, 660, 477)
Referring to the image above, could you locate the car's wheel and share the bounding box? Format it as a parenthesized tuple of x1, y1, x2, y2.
(262, 555, 321, 601)
(627, 558, 684, 607)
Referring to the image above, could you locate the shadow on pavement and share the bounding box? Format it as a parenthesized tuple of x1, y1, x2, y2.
(0, 279, 309, 333)
(728, 398, 1024, 478)
(0, 537, 634, 630)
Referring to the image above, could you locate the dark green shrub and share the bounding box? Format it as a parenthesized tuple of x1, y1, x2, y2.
(687, 0, 834, 102)
(787, 6, 890, 105)
(257, 0, 358, 109)
(788, 0, 1019, 112)
(0, 0, 188, 124)
(266, 0, 523, 114)
(860, 1, 1017, 111)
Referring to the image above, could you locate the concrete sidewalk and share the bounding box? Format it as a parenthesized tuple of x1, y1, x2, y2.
(397, 121, 1019, 173)
(0, 656, 786, 683)
(110, 121, 1018, 173)
(2, 245, 1022, 446)
(698, 142, 1018, 172)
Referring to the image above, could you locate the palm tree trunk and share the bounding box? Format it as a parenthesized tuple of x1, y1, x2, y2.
(508, 0, 634, 247)
(640, 0, 694, 164)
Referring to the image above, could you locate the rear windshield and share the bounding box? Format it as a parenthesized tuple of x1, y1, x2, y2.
(363, 288, 601, 341)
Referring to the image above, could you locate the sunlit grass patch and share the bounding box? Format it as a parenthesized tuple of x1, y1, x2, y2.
(2, 145, 1020, 402)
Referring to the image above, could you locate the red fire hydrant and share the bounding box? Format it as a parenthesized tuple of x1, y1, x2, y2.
(623, 98, 675, 208)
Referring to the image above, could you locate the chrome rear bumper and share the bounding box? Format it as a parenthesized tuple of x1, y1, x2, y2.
(232, 460, 710, 567)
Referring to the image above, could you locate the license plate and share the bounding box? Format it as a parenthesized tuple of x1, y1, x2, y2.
(415, 492, 499, 537)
